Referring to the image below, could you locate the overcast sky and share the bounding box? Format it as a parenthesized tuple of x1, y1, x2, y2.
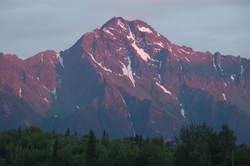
(0, 0, 249, 59)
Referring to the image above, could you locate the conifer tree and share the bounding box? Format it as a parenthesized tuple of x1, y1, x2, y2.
(52, 139, 58, 166)
(18, 126, 21, 139)
(65, 128, 70, 136)
(102, 130, 106, 138)
(86, 129, 96, 166)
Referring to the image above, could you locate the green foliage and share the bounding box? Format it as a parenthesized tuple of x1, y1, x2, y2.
(174, 123, 248, 166)
(0, 124, 249, 166)
(86, 129, 96, 166)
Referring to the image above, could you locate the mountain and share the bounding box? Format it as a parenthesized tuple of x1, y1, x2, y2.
(1, 17, 250, 144)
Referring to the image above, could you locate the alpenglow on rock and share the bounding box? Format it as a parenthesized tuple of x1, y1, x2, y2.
(1, 17, 250, 145)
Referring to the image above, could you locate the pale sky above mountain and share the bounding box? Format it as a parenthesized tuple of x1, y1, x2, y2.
(0, 0, 249, 59)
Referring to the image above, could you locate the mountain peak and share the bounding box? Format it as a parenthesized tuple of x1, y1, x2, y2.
(1, 17, 250, 145)
(99, 17, 154, 35)
(100, 17, 125, 30)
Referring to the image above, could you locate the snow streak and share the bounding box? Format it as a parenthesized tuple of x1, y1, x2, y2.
(103, 28, 114, 36)
(57, 55, 65, 68)
(231, 74, 236, 81)
(119, 92, 135, 137)
(222, 93, 226, 100)
(179, 103, 186, 118)
(185, 57, 190, 62)
(137, 25, 153, 34)
(158, 74, 161, 82)
(120, 56, 135, 87)
(19, 87, 22, 97)
(127, 109, 136, 137)
(49, 58, 55, 68)
(89, 53, 113, 73)
(155, 82, 172, 95)
(50, 88, 57, 99)
(117, 19, 126, 31)
(240, 65, 244, 75)
(127, 29, 151, 62)
(41, 54, 44, 62)
(212, 56, 217, 72)
(180, 64, 183, 70)
(154, 42, 164, 47)
(41, 84, 49, 91)
(43, 98, 49, 103)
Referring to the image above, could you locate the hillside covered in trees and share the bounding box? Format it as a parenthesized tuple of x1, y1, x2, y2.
(0, 123, 249, 166)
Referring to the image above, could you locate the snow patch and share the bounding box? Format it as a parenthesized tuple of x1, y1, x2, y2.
(158, 74, 161, 82)
(127, 29, 152, 62)
(44, 98, 49, 103)
(37, 77, 40, 81)
(19, 87, 22, 97)
(41, 54, 44, 62)
(132, 42, 151, 61)
(121, 95, 127, 107)
(231, 74, 236, 81)
(120, 56, 135, 87)
(57, 55, 65, 68)
(185, 57, 190, 62)
(153, 59, 162, 69)
(116, 47, 123, 52)
(49, 58, 55, 68)
(76, 106, 80, 110)
(240, 65, 244, 75)
(89, 53, 113, 73)
(137, 25, 153, 34)
(156, 82, 172, 95)
(159, 61, 162, 68)
(180, 48, 191, 54)
(181, 109, 186, 118)
(50, 88, 57, 99)
(41, 84, 49, 91)
(212, 56, 217, 72)
(154, 42, 164, 47)
(41, 85, 57, 99)
(218, 62, 223, 72)
(178, 48, 190, 54)
(179, 103, 186, 118)
(103, 28, 114, 36)
(57, 78, 62, 87)
(127, 29, 134, 41)
(223, 81, 227, 87)
(117, 19, 126, 31)
(133, 73, 142, 79)
(166, 43, 172, 52)
(222, 93, 226, 100)
(180, 64, 183, 70)
(181, 108, 186, 118)
(127, 110, 135, 137)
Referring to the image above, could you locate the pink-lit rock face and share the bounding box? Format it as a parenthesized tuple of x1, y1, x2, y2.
(0, 17, 250, 144)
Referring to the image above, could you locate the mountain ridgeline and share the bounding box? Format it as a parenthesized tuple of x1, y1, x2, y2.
(0, 17, 250, 145)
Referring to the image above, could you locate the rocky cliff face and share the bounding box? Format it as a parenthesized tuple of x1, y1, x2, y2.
(1, 17, 250, 144)
(0, 50, 58, 129)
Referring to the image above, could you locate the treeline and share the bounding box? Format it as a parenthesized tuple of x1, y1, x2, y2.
(0, 123, 249, 166)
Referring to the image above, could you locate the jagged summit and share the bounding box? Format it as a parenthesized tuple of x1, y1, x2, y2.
(99, 17, 153, 32)
(1, 17, 250, 145)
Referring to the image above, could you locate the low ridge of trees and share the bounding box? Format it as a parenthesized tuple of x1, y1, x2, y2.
(0, 123, 249, 166)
